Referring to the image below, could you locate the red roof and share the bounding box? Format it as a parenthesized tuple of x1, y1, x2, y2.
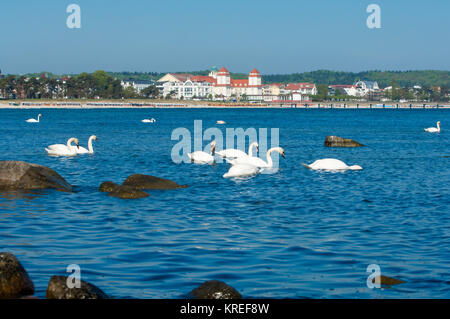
(285, 82, 316, 90)
(231, 79, 249, 87)
(190, 76, 216, 84)
(249, 68, 261, 78)
(218, 67, 230, 74)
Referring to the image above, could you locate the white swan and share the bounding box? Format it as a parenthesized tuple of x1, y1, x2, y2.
(223, 164, 260, 178)
(217, 120, 226, 125)
(303, 158, 362, 171)
(76, 135, 97, 154)
(142, 118, 156, 123)
(216, 142, 258, 159)
(187, 141, 216, 164)
(45, 138, 80, 156)
(228, 147, 285, 168)
(424, 121, 440, 133)
(26, 114, 42, 123)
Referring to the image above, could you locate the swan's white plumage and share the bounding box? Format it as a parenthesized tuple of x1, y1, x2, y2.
(45, 138, 79, 157)
(303, 158, 362, 171)
(187, 141, 216, 164)
(228, 147, 285, 168)
(424, 121, 440, 133)
(216, 142, 258, 159)
(26, 114, 42, 123)
(76, 135, 97, 154)
(142, 118, 156, 123)
(223, 164, 259, 178)
(187, 151, 214, 164)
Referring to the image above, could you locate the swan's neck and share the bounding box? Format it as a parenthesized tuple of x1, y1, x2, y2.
(88, 137, 95, 153)
(437, 123, 440, 131)
(37, 115, 40, 122)
(67, 139, 74, 148)
(266, 149, 274, 168)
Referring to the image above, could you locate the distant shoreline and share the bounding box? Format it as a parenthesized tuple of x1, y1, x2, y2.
(0, 100, 449, 109)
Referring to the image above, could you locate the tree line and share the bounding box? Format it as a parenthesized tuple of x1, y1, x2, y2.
(0, 70, 160, 100)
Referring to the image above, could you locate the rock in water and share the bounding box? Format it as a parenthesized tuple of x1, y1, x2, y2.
(324, 136, 364, 147)
(372, 275, 405, 287)
(122, 174, 187, 190)
(108, 185, 150, 199)
(46, 276, 108, 299)
(99, 181, 120, 193)
(0, 252, 35, 299)
(0, 161, 72, 192)
(189, 280, 242, 299)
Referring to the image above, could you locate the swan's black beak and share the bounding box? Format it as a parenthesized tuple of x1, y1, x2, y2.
(76, 144, 80, 149)
(282, 152, 285, 159)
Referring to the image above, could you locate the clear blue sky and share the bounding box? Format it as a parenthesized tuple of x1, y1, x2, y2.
(1, 0, 449, 75)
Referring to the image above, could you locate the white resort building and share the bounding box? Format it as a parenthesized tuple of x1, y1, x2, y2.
(156, 67, 317, 102)
(329, 81, 380, 99)
(157, 67, 263, 101)
(121, 80, 155, 93)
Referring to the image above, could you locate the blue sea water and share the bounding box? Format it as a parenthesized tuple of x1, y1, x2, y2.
(0, 108, 449, 299)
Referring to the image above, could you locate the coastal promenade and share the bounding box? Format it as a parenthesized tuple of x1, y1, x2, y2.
(0, 100, 449, 109)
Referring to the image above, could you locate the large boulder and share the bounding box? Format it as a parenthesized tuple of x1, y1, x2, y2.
(46, 276, 108, 299)
(99, 181, 120, 193)
(0, 161, 72, 192)
(324, 136, 364, 148)
(189, 280, 242, 299)
(108, 185, 150, 199)
(122, 174, 188, 190)
(0, 252, 35, 299)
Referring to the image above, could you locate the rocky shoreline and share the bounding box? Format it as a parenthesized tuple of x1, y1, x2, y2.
(0, 252, 243, 299)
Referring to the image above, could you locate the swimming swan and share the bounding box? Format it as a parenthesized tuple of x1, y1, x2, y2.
(76, 135, 98, 154)
(142, 118, 156, 123)
(45, 138, 80, 156)
(26, 114, 42, 123)
(217, 120, 226, 125)
(228, 147, 285, 168)
(424, 121, 441, 133)
(216, 142, 259, 159)
(303, 158, 362, 171)
(223, 163, 260, 178)
(187, 141, 216, 164)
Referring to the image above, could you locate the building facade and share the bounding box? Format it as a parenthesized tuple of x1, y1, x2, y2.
(157, 67, 263, 100)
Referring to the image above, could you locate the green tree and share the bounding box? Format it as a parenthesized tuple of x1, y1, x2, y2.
(140, 85, 159, 99)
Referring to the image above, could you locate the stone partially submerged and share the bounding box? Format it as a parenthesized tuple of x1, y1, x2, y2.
(189, 280, 242, 299)
(0, 161, 72, 192)
(108, 185, 150, 199)
(46, 276, 109, 299)
(99, 181, 120, 193)
(324, 136, 364, 148)
(372, 275, 405, 287)
(0, 252, 35, 299)
(122, 174, 188, 190)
